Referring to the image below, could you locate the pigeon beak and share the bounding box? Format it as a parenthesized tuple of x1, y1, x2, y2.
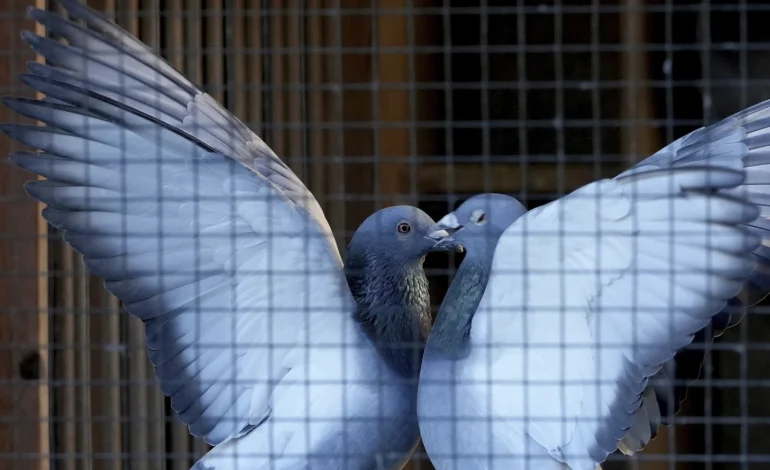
(425, 213, 465, 253)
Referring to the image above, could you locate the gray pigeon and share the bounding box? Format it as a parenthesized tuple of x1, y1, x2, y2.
(419, 100, 770, 469)
(1, 1, 461, 469)
(423, 192, 746, 463)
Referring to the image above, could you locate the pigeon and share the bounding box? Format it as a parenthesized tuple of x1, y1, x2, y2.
(422, 192, 744, 462)
(0, 1, 462, 469)
(418, 98, 770, 470)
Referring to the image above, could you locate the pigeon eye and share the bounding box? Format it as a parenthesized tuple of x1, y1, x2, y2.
(397, 222, 411, 234)
(472, 210, 487, 225)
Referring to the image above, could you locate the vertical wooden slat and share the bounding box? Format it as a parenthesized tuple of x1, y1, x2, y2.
(620, 1, 671, 469)
(230, 0, 247, 120)
(270, 0, 286, 157)
(307, 0, 326, 210)
(166, 0, 185, 71)
(141, 0, 159, 49)
(337, 0, 375, 237)
(376, 1, 411, 206)
(246, 1, 263, 136)
(88, 280, 122, 470)
(206, 1, 225, 104)
(75, 261, 93, 470)
(186, 0, 203, 85)
(286, 0, 304, 178)
(35, 5, 52, 466)
(123, 0, 139, 40)
(56, 246, 77, 470)
(619, 0, 659, 165)
(321, 1, 347, 247)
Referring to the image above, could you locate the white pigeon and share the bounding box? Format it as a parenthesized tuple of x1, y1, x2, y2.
(419, 98, 770, 469)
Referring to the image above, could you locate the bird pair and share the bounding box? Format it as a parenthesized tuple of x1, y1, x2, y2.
(4, 1, 770, 469)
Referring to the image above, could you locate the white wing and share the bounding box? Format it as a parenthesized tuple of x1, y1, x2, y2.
(3, 3, 360, 449)
(471, 158, 764, 467)
(613, 101, 770, 455)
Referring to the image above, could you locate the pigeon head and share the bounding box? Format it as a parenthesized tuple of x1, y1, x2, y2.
(431, 193, 527, 257)
(348, 205, 464, 262)
(344, 205, 461, 375)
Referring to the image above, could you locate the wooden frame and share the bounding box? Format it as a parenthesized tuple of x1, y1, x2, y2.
(0, 1, 49, 469)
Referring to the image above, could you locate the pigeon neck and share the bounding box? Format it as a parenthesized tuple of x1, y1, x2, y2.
(427, 253, 491, 360)
(345, 254, 430, 378)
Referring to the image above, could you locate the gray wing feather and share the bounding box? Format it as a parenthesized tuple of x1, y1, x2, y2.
(25, 3, 334, 243)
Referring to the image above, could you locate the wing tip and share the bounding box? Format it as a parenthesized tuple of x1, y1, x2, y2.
(25, 6, 46, 22)
(0, 122, 19, 139)
(19, 29, 40, 46)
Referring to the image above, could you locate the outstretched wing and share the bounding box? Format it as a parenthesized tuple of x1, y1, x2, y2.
(2, 2, 355, 447)
(471, 149, 764, 466)
(612, 101, 770, 453)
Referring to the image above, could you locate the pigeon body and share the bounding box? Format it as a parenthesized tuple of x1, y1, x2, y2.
(418, 102, 770, 470)
(1, 2, 459, 469)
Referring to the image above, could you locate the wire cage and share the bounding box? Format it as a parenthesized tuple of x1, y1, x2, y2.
(1, 0, 769, 469)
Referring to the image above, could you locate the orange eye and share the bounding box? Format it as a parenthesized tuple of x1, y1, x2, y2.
(397, 222, 411, 234)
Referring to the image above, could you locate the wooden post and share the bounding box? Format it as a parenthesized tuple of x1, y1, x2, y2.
(0, 1, 50, 469)
(375, 0, 411, 208)
(620, 0, 659, 164)
(619, 1, 686, 470)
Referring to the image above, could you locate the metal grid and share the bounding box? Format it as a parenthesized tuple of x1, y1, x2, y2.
(0, 0, 768, 469)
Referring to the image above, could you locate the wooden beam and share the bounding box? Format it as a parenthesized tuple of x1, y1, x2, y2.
(0, 1, 49, 469)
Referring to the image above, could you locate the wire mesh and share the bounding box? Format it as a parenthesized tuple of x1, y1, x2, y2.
(0, 0, 769, 469)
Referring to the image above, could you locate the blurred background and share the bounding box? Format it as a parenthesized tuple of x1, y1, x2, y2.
(1, 0, 770, 469)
